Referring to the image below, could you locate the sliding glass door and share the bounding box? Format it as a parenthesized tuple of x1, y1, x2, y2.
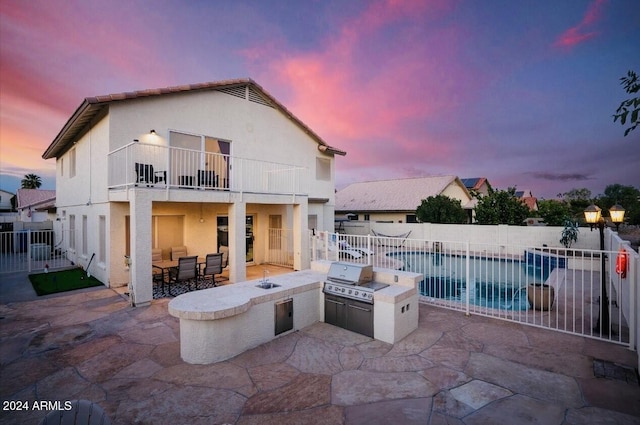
(169, 131, 230, 188)
(217, 215, 254, 263)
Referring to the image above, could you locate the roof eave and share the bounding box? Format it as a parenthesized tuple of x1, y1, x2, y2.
(42, 78, 346, 159)
(42, 98, 102, 160)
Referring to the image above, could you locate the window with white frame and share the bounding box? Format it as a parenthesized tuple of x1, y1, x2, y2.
(316, 158, 330, 181)
(99, 216, 106, 264)
(308, 214, 318, 230)
(69, 148, 76, 178)
(82, 215, 88, 256)
(69, 215, 76, 250)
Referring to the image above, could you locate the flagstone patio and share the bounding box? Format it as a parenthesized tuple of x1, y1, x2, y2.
(0, 274, 639, 424)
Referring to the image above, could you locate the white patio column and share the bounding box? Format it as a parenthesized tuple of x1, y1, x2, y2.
(130, 190, 153, 306)
(229, 201, 247, 283)
(293, 201, 309, 271)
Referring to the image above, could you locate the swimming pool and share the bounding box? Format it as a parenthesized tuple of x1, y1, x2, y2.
(389, 251, 557, 311)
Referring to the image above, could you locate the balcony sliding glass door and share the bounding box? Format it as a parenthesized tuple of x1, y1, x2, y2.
(169, 130, 230, 189)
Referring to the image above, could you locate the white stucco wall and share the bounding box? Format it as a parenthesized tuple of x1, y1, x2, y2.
(338, 221, 601, 251)
(107, 89, 336, 203)
(442, 181, 470, 201)
(54, 115, 112, 285)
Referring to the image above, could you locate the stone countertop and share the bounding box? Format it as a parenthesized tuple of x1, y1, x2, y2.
(374, 283, 417, 304)
(168, 269, 325, 321)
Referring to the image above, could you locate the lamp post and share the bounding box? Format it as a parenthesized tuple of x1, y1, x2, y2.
(583, 204, 625, 334)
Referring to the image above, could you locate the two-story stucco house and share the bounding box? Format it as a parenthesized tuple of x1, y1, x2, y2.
(42, 78, 345, 306)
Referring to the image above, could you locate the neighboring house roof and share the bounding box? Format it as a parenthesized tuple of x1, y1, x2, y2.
(336, 175, 472, 212)
(16, 189, 56, 210)
(42, 78, 346, 159)
(515, 189, 533, 198)
(513, 189, 537, 211)
(461, 177, 488, 191)
(522, 196, 538, 211)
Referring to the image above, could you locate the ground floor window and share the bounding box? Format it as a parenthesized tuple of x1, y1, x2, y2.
(308, 214, 317, 230)
(99, 216, 106, 264)
(69, 215, 76, 250)
(82, 215, 88, 256)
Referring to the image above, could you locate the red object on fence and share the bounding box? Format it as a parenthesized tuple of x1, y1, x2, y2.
(615, 248, 628, 279)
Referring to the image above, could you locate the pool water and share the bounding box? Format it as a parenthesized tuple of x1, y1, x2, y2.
(390, 252, 554, 311)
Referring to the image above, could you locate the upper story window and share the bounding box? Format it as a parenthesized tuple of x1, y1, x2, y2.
(316, 158, 330, 181)
(60, 158, 64, 177)
(69, 148, 76, 178)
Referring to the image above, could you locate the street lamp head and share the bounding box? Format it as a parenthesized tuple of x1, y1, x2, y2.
(609, 204, 625, 224)
(583, 204, 602, 226)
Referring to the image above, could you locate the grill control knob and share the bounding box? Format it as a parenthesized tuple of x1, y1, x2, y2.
(355, 291, 359, 296)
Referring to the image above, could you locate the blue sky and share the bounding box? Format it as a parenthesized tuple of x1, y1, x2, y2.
(1, 0, 638, 198)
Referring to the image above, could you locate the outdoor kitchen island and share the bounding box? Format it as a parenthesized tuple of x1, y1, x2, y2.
(168, 261, 422, 364)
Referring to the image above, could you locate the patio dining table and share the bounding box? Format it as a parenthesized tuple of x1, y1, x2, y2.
(152, 257, 206, 294)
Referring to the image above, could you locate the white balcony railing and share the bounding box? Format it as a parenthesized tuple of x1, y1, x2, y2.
(108, 142, 308, 195)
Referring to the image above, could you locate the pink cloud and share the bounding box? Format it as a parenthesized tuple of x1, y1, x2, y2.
(553, 0, 607, 50)
(243, 0, 467, 177)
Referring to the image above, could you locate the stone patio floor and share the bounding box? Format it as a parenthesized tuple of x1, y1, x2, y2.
(1, 272, 639, 424)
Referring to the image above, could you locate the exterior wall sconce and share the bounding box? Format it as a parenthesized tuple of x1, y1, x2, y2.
(583, 203, 625, 334)
(150, 129, 156, 135)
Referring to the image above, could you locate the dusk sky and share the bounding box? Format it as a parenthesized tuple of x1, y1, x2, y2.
(1, 0, 639, 199)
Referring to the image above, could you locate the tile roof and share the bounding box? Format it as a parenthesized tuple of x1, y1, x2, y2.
(336, 175, 469, 212)
(522, 196, 538, 210)
(42, 78, 345, 159)
(16, 189, 56, 209)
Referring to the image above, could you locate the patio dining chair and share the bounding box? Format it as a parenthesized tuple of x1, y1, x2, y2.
(171, 246, 188, 261)
(167, 255, 198, 295)
(217, 245, 229, 282)
(134, 162, 166, 186)
(200, 253, 223, 286)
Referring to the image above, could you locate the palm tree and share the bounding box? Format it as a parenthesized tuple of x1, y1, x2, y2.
(21, 174, 42, 189)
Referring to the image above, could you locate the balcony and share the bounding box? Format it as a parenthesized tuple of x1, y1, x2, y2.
(108, 142, 308, 195)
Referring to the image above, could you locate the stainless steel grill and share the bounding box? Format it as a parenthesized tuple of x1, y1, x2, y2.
(323, 262, 387, 304)
(323, 262, 389, 338)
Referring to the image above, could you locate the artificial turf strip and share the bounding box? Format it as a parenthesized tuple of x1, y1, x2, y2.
(29, 268, 103, 296)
